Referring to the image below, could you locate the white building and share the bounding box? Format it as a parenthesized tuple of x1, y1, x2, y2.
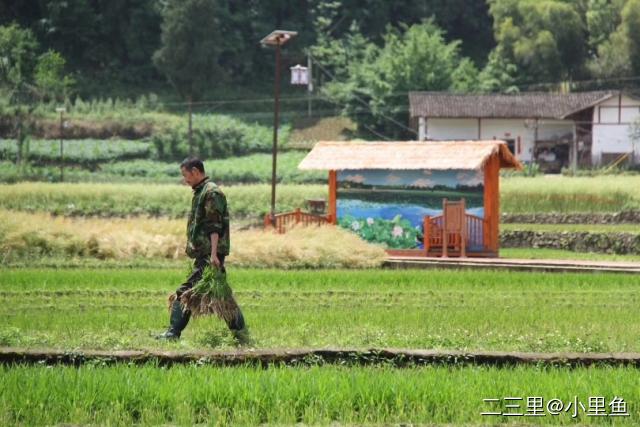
(409, 91, 640, 169)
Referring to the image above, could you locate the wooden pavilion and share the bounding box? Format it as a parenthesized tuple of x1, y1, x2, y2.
(294, 140, 521, 258)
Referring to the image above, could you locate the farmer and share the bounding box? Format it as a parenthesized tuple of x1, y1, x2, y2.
(156, 157, 245, 340)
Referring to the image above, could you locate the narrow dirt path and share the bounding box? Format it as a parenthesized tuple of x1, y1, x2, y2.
(2, 347, 640, 367)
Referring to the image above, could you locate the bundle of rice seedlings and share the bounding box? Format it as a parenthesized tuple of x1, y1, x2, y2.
(176, 266, 241, 324)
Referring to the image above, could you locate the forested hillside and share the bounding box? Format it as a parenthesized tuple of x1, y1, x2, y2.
(2, 0, 640, 137)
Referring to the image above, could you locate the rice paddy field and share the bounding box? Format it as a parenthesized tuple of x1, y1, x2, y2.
(1, 268, 640, 425)
(2, 268, 639, 352)
(1, 176, 639, 425)
(0, 174, 639, 219)
(2, 364, 639, 425)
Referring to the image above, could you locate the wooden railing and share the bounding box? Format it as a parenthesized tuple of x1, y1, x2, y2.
(423, 213, 484, 254)
(466, 214, 484, 248)
(264, 208, 330, 233)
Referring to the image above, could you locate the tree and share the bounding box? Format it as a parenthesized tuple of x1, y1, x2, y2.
(0, 23, 38, 91)
(588, 29, 631, 78)
(323, 21, 477, 139)
(586, 0, 625, 52)
(477, 48, 519, 93)
(153, 0, 227, 153)
(620, 0, 640, 75)
(34, 50, 74, 101)
(0, 23, 38, 165)
(587, 0, 640, 79)
(489, 0, 587, 84)
(310, 1, 371, 84)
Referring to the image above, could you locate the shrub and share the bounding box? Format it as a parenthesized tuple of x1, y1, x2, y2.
(151, 114, 289, 161)
(0, 138, 151, 165)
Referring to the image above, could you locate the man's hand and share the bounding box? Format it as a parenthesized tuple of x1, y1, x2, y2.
(211, 253, 221, 268)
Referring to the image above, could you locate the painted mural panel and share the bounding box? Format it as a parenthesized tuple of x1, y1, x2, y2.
(337, 169, 484, 249)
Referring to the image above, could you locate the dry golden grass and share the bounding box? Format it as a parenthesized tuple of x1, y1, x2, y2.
(0, 210, 386, 268)
(229, 225, 387, 269)
(0, 210, 185, 260)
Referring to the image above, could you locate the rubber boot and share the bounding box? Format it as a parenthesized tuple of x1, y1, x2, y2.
(227, 309, 245, 331)
(156, 300, 191, 340)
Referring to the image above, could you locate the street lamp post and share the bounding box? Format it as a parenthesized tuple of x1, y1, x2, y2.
(260, 30, 297, 223)
(56, 107, 66, 182)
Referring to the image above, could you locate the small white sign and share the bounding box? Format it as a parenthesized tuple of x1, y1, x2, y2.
(290, 64, 308, 85)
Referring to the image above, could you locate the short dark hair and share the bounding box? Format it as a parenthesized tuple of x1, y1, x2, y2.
(180, 157, 205, 173)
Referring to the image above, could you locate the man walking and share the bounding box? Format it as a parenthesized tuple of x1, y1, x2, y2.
(157, 157, 245, 340)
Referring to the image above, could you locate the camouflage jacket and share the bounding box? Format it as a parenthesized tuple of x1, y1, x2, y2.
(185, 177, 230, 258)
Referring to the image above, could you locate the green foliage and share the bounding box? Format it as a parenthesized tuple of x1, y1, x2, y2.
(0, 152, 325, 185)
(33, 50, 74, 101)
(501, 161, 540, 177)
(2, 364, 639, 425)
(501, 175, 640, 213)
(0, 139, 151, 165)
(310, 3, 372, 81)
(192, 266, 232, 299)
(1, 268, 640, 354)
(489, 0, 587, 83)
(586, 0, 624, 51)
(588, 28, 632, 78)
(587, 0, 639, 78)
(323, 21, 475, 138)
(43, 0, 161, 91)
(0, 23, 39, 90)
(153, 0, 226, 100)
(477, 49, 519, 93)
(151, 115, 288, 161)
(2, 175, 640, 218)
(621, 0, 640, 74)
(4, 0, 640, 97)
(338, 214, 419, 248)
(0, 183, 327, 218)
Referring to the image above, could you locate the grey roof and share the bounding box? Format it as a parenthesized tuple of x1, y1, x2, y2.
(409, 91, 618, 119)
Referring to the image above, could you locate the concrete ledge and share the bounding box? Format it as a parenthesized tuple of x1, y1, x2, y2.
(385, 256, 640, 274)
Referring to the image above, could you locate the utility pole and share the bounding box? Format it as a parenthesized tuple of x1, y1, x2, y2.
(307, 54, 313, 117)
(188, 95, 193, 155)
(56, 107, 66, 182)
(260, 30, 298, 223)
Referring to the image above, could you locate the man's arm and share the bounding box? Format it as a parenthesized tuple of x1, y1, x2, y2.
(210, 232, 220, 267)
(203, 190, 226, 267)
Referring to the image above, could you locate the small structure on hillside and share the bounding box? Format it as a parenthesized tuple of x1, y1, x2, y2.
(296, 140, 521, 257)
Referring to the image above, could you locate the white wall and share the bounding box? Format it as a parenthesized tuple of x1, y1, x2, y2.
(591, 95, 640, 165)
(425, 118, 478, 140)
(592, 125, 639, 165)
(424, 117, 574, 162)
